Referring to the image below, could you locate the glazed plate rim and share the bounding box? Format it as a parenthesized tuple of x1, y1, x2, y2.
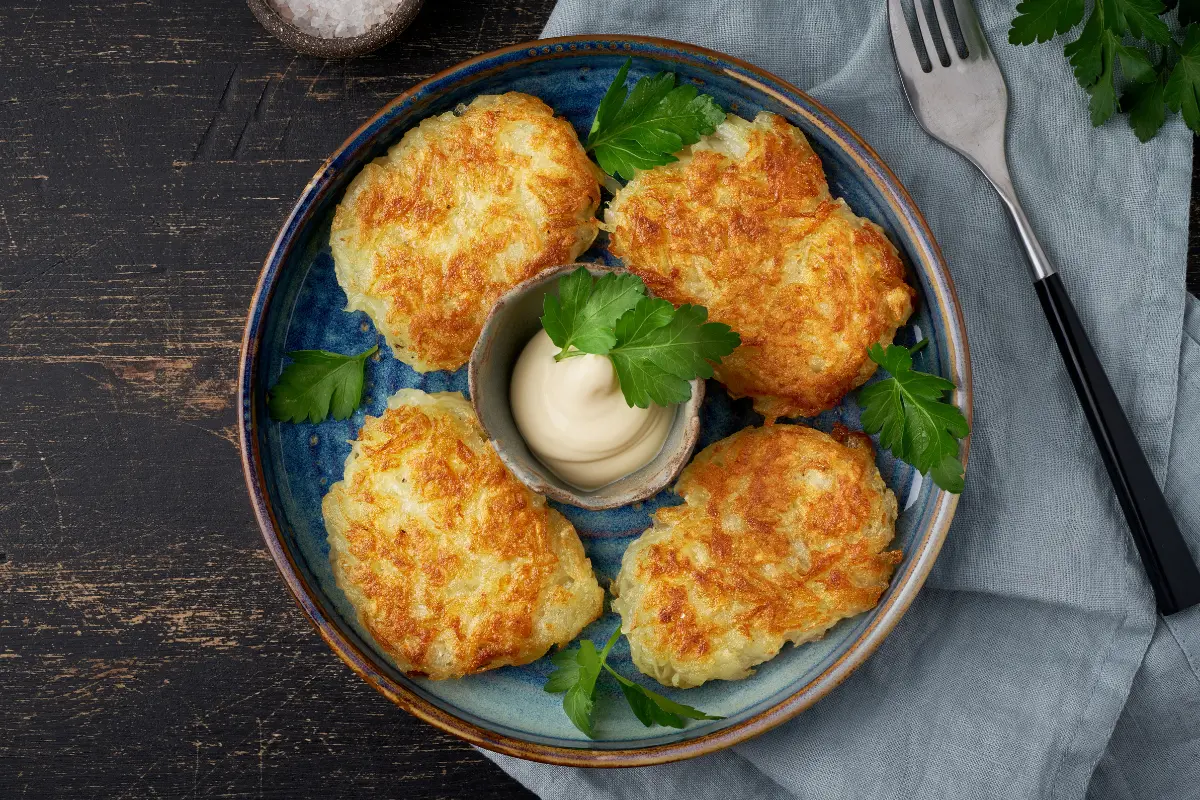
(237, 34, 973, 768)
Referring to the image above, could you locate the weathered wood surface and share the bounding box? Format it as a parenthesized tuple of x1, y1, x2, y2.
(0, 1, 1196, 797)
(0, 1, 553, 797)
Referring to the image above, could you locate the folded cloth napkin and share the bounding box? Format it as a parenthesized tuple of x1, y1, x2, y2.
(483, 2, 1200, 797)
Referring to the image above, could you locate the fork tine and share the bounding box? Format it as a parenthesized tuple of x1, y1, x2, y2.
(913, 0, 944, 67)
(950, 0, 989, 59)
(887, 0, 926, 76)
(930, 0, 960, 62)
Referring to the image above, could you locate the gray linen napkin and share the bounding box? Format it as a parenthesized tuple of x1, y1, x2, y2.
(483, 2, 1200, 797)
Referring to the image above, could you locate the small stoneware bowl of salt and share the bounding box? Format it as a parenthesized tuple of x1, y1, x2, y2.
(247, 0, 424, 58)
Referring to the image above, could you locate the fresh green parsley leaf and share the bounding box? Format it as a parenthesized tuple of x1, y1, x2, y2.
(858, 342, 968, 494)
(545, 637, 608, 736)
(1116, 45, 1158, 85)
(541, 267, 647, 356)
(615, 295, 676, 342)
(607, 669, 722, 729)
(586, 58, 725, 181)
(1105, 0, 1171, 45)
(1165, 25, 1200, 133)
(590, 58, 632, 142)
(1064, 2, 1160, 126)
(267, 345, 377, 424)
(1009, 0, 1085, 45)
(1123, 69, 1168, 140)
(563, 640, 602, 736)
(544, 628, 616, 737)
(544, 626, 719, 737)
(1064, 4, 1113, 87)
(540, 270, 741, 408)
(1085, 31, 1121, 125)
(608, 301, 741, 409)
(930, 453, 967, 496)
(561, 684, 594, 737)
(544, 646, 585, 694)
(1012, 0, 1180, 138)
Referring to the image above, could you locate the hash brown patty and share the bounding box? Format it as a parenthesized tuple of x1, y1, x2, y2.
(606, 112, 914, 420)
(612, 423, 901, 689)
(323, 389, 604, 679)
(331, 92, 601, 372)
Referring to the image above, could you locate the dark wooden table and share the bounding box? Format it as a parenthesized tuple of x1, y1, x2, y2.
(2, 2, 1197, 798)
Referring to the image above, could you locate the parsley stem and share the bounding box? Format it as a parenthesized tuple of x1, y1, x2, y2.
(909, 338, 929, 355)
(601, 662, 627, 683)
(598, 625, 622, 664)
(600, 641, 634, 689)
(553, 348, 588, 362)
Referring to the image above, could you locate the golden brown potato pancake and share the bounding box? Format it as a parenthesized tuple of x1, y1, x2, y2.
(612, 423, 900, 688)
(323, 389, 604, 680)
(332, 93, 601, 372)
(606, 112, 914, 420)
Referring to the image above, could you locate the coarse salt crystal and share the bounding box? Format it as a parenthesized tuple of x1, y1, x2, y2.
(269, 0, 406, 39)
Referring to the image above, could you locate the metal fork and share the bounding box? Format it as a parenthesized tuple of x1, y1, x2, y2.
(887, 0, 1200, 615)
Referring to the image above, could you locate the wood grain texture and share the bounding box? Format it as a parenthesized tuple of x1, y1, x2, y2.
(0, 1, 1196, 798)
(0, 1, 552, 797)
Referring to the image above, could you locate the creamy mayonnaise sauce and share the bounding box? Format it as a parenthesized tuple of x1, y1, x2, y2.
(510, 329, 672, 490)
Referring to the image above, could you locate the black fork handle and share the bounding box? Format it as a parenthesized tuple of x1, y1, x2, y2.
(1034, 272, 1200, 615)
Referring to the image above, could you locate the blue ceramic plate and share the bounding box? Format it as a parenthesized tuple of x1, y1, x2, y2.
(238, 36, 971, 767)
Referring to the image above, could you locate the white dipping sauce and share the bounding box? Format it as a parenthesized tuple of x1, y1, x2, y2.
(510, 329, 672, 491)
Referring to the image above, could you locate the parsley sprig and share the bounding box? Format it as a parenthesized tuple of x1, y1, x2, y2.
(542, 269, 646, 356)
(1009, 0, 1199, 140)
(541, 267, 741, 408)
(545, 626, 721, 738)
(585, 59, 725, 180)
(268, 345, 377, 423)
(858, 342, 969, 494)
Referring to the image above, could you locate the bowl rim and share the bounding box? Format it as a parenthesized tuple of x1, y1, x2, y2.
(467, 262, 704, 511)
(238, 34, 973, 768)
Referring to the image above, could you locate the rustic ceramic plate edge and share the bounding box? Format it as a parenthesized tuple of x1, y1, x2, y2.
(237, 34, 973, 768)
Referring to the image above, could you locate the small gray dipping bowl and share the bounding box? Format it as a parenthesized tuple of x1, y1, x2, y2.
(468, 264, 703, 511)
(247, 0, 424, 59)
